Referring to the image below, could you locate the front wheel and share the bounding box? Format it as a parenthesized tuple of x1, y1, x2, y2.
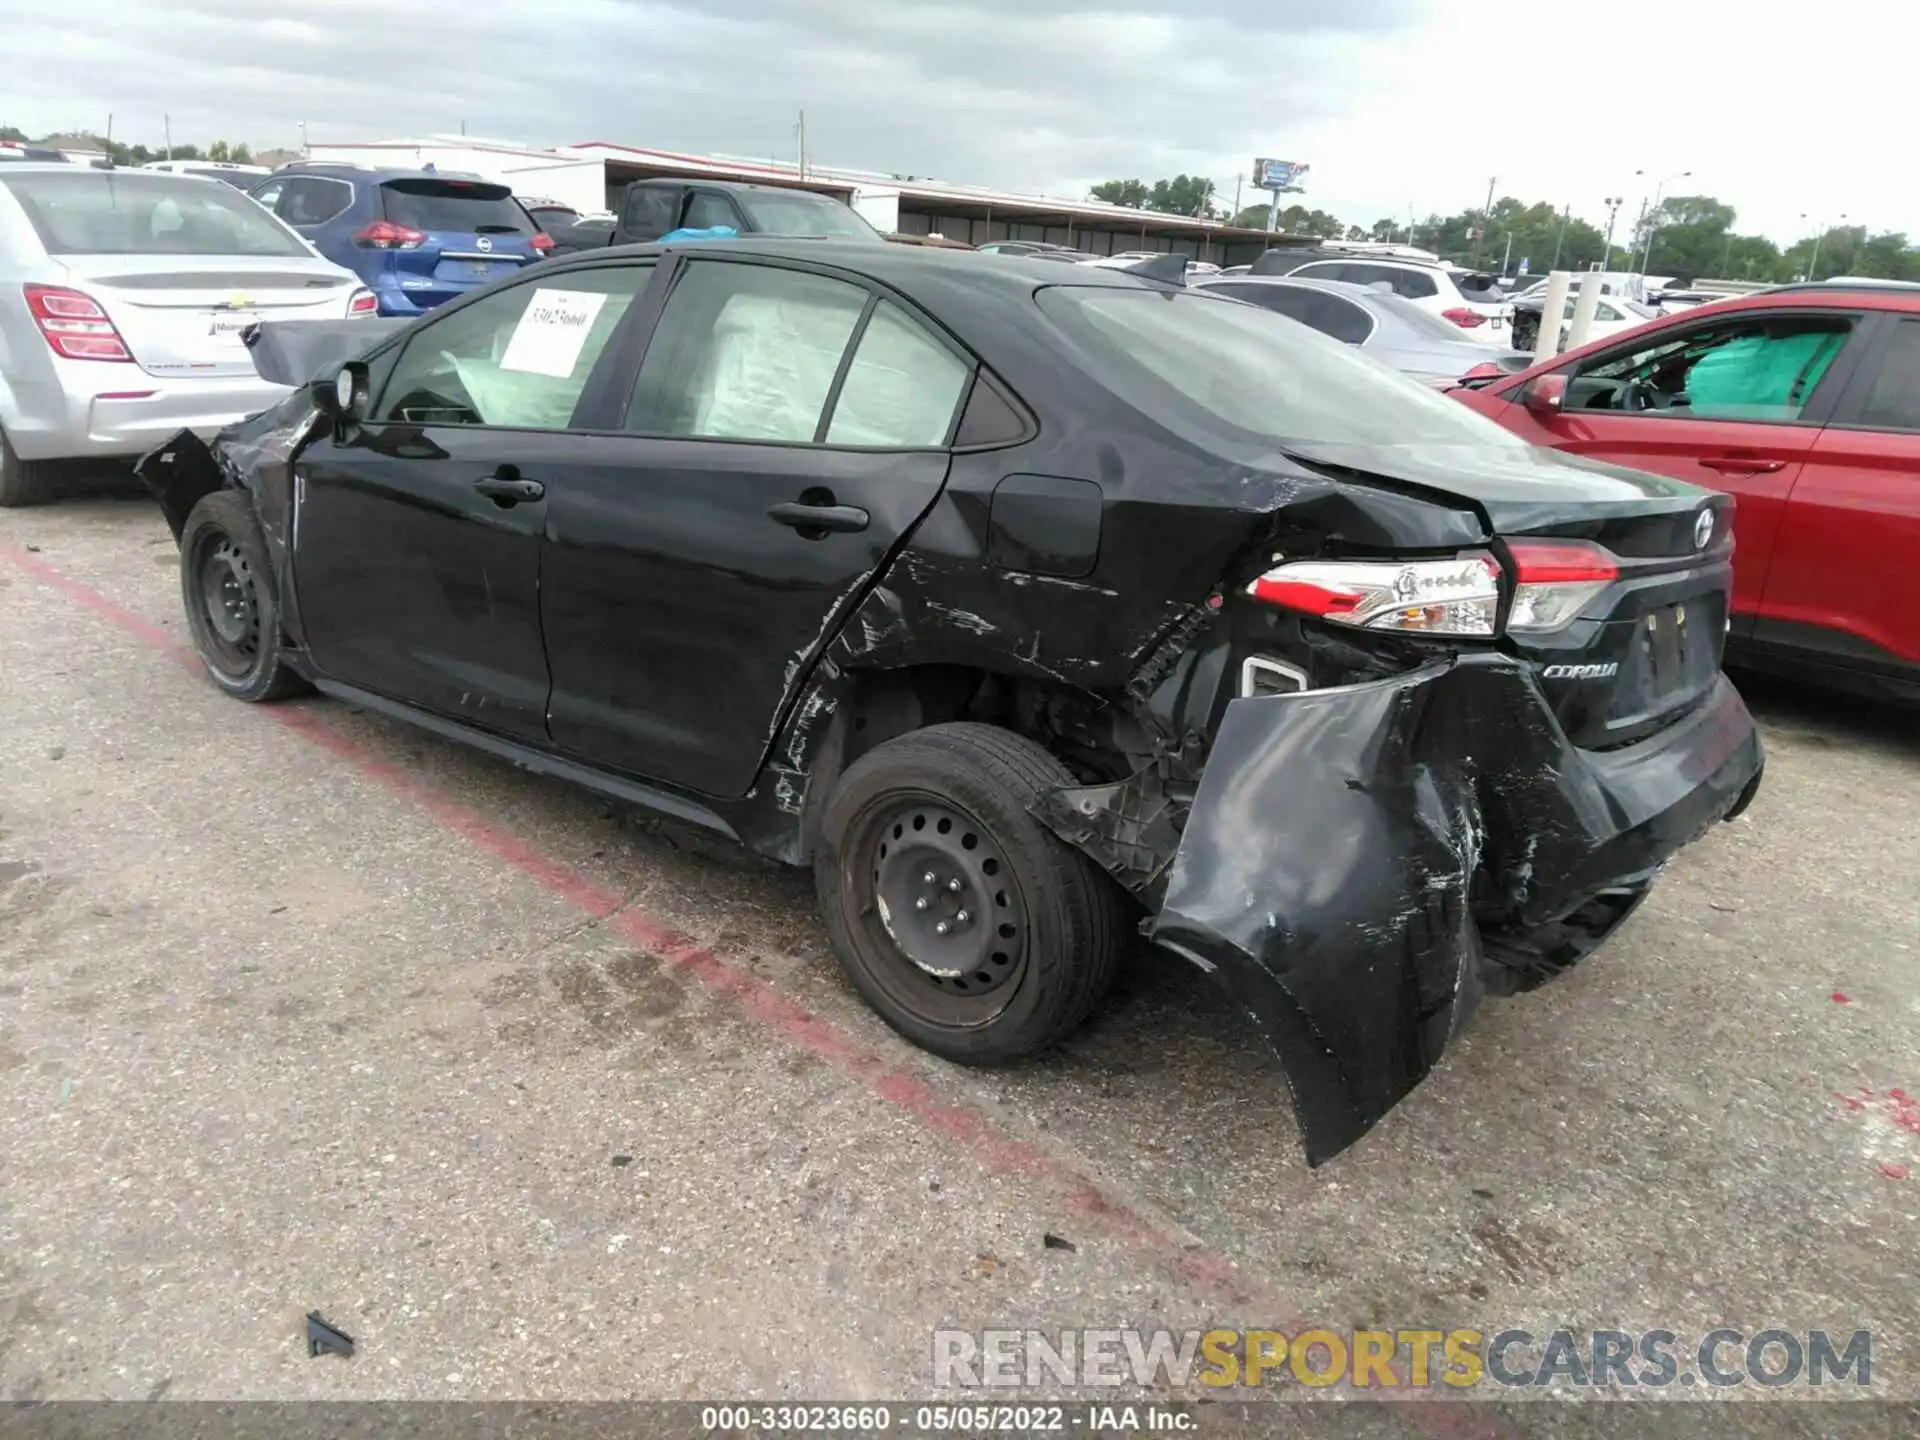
(814, 722, 1130, 1064)
(179, 490, 311, 702)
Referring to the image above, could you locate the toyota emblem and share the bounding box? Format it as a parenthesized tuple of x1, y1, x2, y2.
(1693, 509, 1715, 550)
(476, 236, 493, 252)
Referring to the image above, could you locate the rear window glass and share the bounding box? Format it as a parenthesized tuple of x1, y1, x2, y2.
(735, 190, 879, 239)
(0, 171, 306, 256)
(1037, 286, 1531, 450)
(381, 180, 532, 235)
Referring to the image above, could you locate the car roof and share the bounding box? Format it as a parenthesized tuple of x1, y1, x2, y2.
(630, 177, 845, 199)
(263, 164, 497, 186)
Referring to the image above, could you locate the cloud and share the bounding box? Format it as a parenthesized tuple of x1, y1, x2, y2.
(0, 0, 1909, 244)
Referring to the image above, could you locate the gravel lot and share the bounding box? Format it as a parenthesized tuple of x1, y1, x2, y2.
(2, 491, 1916, 1424)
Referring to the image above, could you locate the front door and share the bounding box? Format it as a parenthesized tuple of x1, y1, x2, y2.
(1497, 307, 1866, 635)
(541, 255, 977, 796)
(291, 262, 658, 739)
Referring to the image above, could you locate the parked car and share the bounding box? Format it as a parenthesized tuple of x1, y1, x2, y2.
(1453, 280, 1920, 702)
(1196, 274, 1533, 386)
(140, 159, 273, 190)
(1249, 249, 1514, 344)
(976, 240, 1082, 261)
(245, 164, 552, 316)
(1509, 291, 1660, 353)
(0, 163, 373, 506)
(0, 141, 74, 164)
(137, 238, 1762, 1165)
(539, 178, 881, 256)
(516, 197, 580, 229)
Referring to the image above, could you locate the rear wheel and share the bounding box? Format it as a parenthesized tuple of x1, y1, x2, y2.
(815, 722, 1129, 1064)
(179, 490, 310, 702)
(0, 429, 57, 508)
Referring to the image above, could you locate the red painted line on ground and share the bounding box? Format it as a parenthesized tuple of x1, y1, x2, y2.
(4, 543, 1509, 1428)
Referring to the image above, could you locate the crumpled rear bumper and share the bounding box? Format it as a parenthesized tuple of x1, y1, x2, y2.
(1147, 652, 1763, 1165)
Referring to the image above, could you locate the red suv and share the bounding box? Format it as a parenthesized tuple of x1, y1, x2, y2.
(1453, 283, 1920, 701)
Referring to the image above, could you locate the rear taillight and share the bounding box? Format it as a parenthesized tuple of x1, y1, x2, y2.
(1248, 556, 1501, 637)
(1506, 540, 1618, 634)
(355, 221, 425, 250)
(347, 288, 378, 316)
(23, 283, 133, 362)
(1441, 307, 1489, 329)
(529, 232, 554, 252)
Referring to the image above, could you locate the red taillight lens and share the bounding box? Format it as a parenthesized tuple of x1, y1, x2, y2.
(1441, 307, 1489, 328)
(354, 221, 426, 250)
(1506, 540, 1618, 633)
(529, 232, 554, 252)
(1248, 556, 1502, 636)
(23, 283, 133, 362)
(347, 288, 379, 316)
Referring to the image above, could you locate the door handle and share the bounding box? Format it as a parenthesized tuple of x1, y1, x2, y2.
(767, 500, 869, 534)
(474, 473, 545, 504)
(1698, 456, 1786, 475)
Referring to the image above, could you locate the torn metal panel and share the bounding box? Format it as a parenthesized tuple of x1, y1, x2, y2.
(1149, 654, 1763, 1166)
(243, 318, 409, 387)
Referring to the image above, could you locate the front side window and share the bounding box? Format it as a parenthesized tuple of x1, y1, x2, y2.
(1856, 318, 1920, 431)
(0, 171, 308, 256)
(1570, 314, 1855, 422)
(373, 266, 652, 429)
(1037, 286, 1531, 450)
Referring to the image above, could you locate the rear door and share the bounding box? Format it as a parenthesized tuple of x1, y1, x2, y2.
(1758, 311, 1920, 673)
(539, 254, 975, 796)
(375, 178, 541, 306)
(1494, 307, 1868, 636)
(290, 262, 659, 737)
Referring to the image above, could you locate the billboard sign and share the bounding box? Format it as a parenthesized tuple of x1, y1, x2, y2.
(1252, 159, 1309, 192)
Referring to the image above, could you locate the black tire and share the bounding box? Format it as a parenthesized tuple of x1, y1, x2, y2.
(814, 722, 1130, 1064)
(0, 429, 57, 508)
(178, 490, 311, 702)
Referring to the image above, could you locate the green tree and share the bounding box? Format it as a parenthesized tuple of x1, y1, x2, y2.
(1089, 178, 1150, 208)
(231, 143, 252, 164)
(1145, 174, 1214, 217)
(207, 140, 231, 162)
(0, 124, 28, 143)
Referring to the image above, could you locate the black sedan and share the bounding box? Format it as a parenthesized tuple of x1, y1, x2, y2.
(140, 240, 1763, 1164)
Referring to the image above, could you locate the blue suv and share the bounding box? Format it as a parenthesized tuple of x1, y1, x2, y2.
(247, 165, 552, 316)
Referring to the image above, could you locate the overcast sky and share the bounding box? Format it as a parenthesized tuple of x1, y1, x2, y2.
(0, 0, 1901, 246)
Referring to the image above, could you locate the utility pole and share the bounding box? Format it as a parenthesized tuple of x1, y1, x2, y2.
(1469, 176, 1495, 266)
(796, 109, 807, 181)
(1638, 170, 1691, 275)
(163, 113, 172, 162)
(1550, 202, 1570, 270)
(1601, 196, 1624, 270)
(1805, 212, 1847, 282)
(1500, 230, 1513, 277)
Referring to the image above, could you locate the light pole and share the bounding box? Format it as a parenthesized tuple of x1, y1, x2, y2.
(1601, 196, 1624, 269)
(1469, 175, 1495, 266)
(1638, 169, 1691, 274)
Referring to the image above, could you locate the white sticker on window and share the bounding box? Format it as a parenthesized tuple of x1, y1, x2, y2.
(499, 288, 610, 379)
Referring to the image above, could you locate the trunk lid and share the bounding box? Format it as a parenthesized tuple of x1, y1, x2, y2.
(1277, 440, 1735, 747)
(55, 255, 357, 379)
(377, 178, 540, 306)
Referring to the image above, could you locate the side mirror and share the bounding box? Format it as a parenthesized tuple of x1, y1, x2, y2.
(1524, 372, 1569, 417)
(313, 361, 369, 424)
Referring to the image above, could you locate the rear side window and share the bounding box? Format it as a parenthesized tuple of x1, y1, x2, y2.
(380, 179, 532, 235)
(1211, 283, 1374, 345)
(1855, 318, 1920, 430)
(280, 177, 353, 226)
(623, 187, 680, 241)
(625, 261, 968, 446)
(0, 171, 307, 256)
(1385, 268, 1439, 300)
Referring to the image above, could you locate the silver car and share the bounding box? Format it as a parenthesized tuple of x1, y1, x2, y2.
(1195, 274, 1532, 387)
(0, 165, 374, 505)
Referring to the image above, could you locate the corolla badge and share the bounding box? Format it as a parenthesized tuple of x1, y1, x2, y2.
(1694, 509, 1715, 550)
(475, 235, 494, 252)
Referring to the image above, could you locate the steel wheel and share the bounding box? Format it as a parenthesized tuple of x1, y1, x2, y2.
(191, 530, 262, 679)
(857, 791, 1032, 1027)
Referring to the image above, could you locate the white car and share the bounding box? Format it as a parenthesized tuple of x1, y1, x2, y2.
(0, 164, 374, 505)
(1273, 256, 1515, 346)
